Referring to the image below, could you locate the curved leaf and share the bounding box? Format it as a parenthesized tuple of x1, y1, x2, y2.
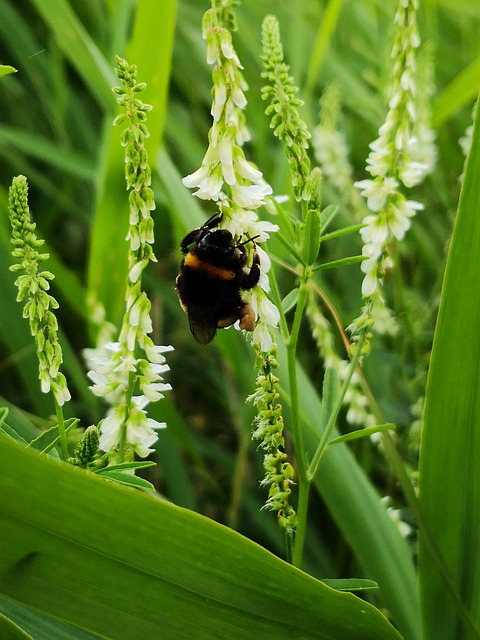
(0, 435, 402, 640)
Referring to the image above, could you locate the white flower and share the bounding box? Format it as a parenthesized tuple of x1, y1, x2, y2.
(234, 154, 263, 182)
(144, 342, 174, 363)
(354, 177, 398, 211)
(231, 182, 273, 209)
(360, 214, 389, 245)
(399, 162, 426, 188)
(182, 165, 210, 189)
(389, 198, 423, 240)
(361, 266, 380, 297)
(252, 322, 274, 352)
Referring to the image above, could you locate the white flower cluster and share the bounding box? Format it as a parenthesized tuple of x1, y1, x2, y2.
(182, 8, 279, 352)
(86, 57, 173, 460)
(353, 0, 427, 320)
(87, 338, 172, 457)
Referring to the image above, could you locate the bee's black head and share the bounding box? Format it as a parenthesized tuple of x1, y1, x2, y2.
(196, 229, 235, 259)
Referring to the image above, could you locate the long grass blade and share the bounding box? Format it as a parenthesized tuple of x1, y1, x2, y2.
(418, 92, 480, 640)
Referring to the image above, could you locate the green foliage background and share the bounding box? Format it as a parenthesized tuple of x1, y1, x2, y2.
(0, 0, 479, 639)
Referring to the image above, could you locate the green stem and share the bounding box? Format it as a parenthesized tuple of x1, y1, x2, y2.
(54, 397, 68, 461)
(268, 263, 290, 342)
(117, 370, 136, 464)
(287, 272, 310, 568)
(307, 329, 366, 482)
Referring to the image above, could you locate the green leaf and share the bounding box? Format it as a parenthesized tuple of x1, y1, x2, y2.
(97, 469, 155, 491)
(418, 92, 480, 640)
(0, 421, 29, 446)
(0, 434, 403, 640)
(321, 223, 365, 243)
(313, 255, 366, 272)
(0, 65, 17, 78)
(320, 204, 339, 233)
(0, 407, 9, 427)
(281, 288, 299, 314)
(328, 423, 395, 446)
(322, 578, 378, 592)
(28, 418, 79, 454)
(303, 209, 321, 265)
(95, 461, 156, 474)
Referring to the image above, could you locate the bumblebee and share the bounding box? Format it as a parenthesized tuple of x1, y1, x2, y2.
(176, 214, 260, 345)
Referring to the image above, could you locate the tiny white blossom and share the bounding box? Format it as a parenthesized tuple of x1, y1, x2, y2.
(354, 178, 398, 212)
(252, 322, 274, 352)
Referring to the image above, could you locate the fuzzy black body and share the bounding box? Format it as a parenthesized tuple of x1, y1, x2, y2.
(176, 215, 260, 344)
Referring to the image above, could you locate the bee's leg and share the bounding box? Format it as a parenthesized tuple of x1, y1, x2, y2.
(202, 212, 224, 230)
(180, 213, 224, 253)
(180, 229, 201, 253)
(242, 248, 261, 290)
(217, 314, 237, 328)
(239, 302, 256, 332)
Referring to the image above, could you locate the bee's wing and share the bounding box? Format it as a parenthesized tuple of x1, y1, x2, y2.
(187, 305, 217, 345)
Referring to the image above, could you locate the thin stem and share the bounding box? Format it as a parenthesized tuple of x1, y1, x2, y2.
(287, 272, 310, 567)
(54, 398, 68, 461)
(306, 329, 366, 482)
(268, 263, 290, 342)
(117, 370, 136, 464)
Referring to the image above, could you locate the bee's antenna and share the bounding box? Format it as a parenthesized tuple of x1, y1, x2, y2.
(236, 235, 260, 248)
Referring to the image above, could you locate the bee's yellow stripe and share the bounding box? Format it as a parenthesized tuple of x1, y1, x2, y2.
(185, 253, 236, 280)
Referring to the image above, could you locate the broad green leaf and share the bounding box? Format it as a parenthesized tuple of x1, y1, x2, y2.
(418, 93, 480, 640)
(0, 435, 402, 640)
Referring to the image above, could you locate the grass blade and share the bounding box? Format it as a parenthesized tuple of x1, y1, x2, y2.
(418, 93, 480, 640)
